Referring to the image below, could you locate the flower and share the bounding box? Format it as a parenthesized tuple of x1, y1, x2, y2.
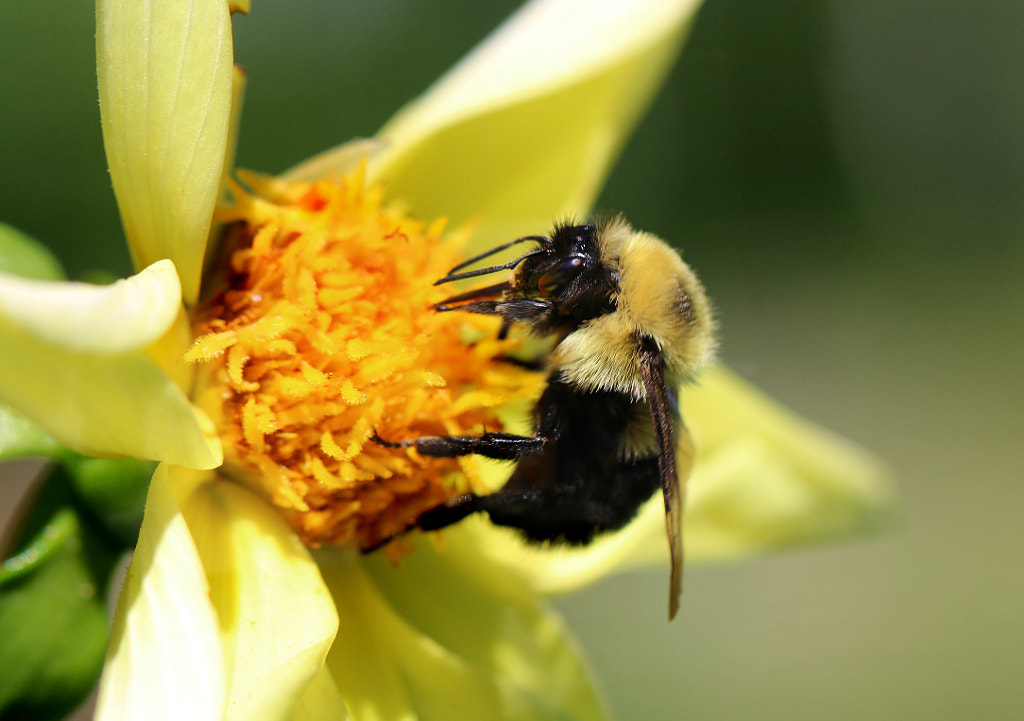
(0, 0, 890, 719)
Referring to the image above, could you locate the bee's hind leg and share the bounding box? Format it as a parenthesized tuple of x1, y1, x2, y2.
(367, 431, 549, 538)
(414, 493, 485, 531)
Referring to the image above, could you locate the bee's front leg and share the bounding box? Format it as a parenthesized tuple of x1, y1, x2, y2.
(371, 431, 546, 461)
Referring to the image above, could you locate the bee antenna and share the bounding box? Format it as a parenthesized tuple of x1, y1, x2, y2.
(436, 235, 550, 285)
(435, 249, 547, 285)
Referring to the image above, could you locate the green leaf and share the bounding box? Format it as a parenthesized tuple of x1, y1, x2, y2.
(0, 223, 65, 281)
(65, 456, 154, 548)
(0, 403, 63, 462)
(0, 466, 120, 721)
(1, 402, 152, 548)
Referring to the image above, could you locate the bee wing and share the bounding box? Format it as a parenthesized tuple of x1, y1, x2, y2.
(669, 420, 695, 619)
(639, 349, 693, 620)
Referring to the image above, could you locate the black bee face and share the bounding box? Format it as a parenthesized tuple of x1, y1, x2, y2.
(431, 222, 618, 333)
(512, 224, 616, 326)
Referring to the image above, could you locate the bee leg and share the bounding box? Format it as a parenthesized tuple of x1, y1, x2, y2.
(438, 298, 554, 326)
(372, 431, 546, 461)
(497, 353, 545, 371)
(358, 487, 486, 553)
(415, 492, 485, 531)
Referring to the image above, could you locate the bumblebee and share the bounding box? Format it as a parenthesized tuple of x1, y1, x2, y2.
(376, 217, 714, 619)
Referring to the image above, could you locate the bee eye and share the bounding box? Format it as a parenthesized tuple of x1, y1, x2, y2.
(537, 256, 585, 295)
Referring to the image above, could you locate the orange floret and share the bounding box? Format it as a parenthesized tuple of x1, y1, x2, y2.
(187, 169, 540, 550)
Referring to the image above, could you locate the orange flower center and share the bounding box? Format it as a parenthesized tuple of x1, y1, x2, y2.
(186, 169, 540, 551)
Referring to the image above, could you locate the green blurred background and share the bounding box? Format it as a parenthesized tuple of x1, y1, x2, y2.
(2, 1, 1022, 719)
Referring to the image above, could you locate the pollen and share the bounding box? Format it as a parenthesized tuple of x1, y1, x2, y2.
(188, 169, 540, 551)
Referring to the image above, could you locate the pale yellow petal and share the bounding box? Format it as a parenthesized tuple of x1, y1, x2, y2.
(443, 366, 890, 598)
(314, 553, 420, 721)
(438, 506, 667, 599)
(0, 343, 221, 468)
(97, 0, 234, 304)
(0, 262, 221, 467)
(368, 0, 704, 249)
(282, 138, 386, 184)
(0, 260, 179, 354)
(180, 478, 339, 721)
(146, 303, 199, 398)
(292, 666, 349, 721)
(680, 366, 893, 560)
(316, 548, 608, 721)
(222, 65, 247, 203)
(96, 465, 226, 721)
(201, 65, 248, 281)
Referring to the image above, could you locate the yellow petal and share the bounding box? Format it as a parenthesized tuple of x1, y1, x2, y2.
(146, 303, 200, 397)
(201, 64, 248, 281)
(0, 260, 179, 353)
(291, 666, 349, 721)
(222, 65, 247, 205)
(180, 478, 339, 721)
(680, 365, 893, 560)
(316, 548, 608, 721)
(0, 261, 222, 467)
(97, 0, 234, 305)
(368, 0, 704, 249)
(96, 465, 226, 721)
(443, 366, 890, 598)
(431, 512, 669, 600)
(282, 138, 386, 184)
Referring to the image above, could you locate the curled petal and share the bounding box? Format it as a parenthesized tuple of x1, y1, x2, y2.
(97, 0, 234, 304)
(0, 261, 221, 467)
(96, 465, 226, 721)
(369, 0, 704, 250)
(180, 478, 339, 721)
(0, 260, 179, 354)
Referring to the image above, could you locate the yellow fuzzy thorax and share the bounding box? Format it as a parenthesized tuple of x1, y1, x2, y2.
(550, 218, 715, 399)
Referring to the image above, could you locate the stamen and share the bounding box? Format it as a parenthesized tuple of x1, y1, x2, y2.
(188, 170, 542, 550)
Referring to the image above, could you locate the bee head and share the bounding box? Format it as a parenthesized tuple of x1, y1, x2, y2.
(511, 223, 617, 321)
(433, 222, 618, 332)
